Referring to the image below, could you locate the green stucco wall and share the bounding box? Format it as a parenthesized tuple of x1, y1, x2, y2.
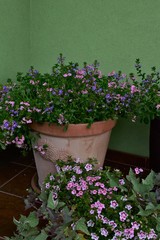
(1, 0, 160, 157)
(0, 0, 30, 82)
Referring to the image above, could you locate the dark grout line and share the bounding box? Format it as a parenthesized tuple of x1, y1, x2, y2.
(10, 161, 36, 169)
(0, 190, 23, 199)
(0, 165, 33, 189)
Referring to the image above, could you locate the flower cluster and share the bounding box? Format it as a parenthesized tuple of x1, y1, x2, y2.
(6, 156, 160, 239)
(43, 157, 159, 239)
(0, 55, 160, 150)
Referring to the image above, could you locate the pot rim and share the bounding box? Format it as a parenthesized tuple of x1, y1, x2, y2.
(30, 120, 117, 137)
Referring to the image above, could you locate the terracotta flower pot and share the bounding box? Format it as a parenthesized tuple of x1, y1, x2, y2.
(30, 120, 116, 187)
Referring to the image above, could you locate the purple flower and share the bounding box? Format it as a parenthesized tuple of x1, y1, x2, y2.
(87, 219, 94, 227)
(114, 230, 122, 237)
(2, 86, 10, 93)
(73, 166, 82, 174)
(147, 229, 157, 239)
(92, 85, 97, 91)
(45, 182, 50, 189)
(90, 209, 94, 215)
(100, 228, 108, 237)
(137, 230, 147, 239)
(42, 106, 54, 114)
(119, 179, 125, 185)
(125, 204, 132, 210)
(49, 175, 54, 181)
(58, 89, 63, 95)
(91, 233, 99, 240)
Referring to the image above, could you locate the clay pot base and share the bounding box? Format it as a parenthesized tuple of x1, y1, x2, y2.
(31, 173, 41, 194)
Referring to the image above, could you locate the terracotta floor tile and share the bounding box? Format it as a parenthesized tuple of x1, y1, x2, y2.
(0, 162, 26, 187)
(0, 193, 25, 237)
(1, 167, 36, 197)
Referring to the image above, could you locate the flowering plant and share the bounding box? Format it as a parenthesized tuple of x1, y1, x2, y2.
(6, 156, 160, 239)
(0, 55, 160, 150)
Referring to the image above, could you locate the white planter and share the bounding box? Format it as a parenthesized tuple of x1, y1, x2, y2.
(30, 120, 116, 187)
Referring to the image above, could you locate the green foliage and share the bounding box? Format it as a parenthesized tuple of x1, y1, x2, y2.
(75, 218, 90, 236)
(0, 56, 160, 151)
(5, 157, 160, 239)
(4, 212, 40, 240)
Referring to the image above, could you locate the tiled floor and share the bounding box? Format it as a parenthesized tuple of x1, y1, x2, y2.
(0, 148, 36, 238)
(0, 147, 151, 238)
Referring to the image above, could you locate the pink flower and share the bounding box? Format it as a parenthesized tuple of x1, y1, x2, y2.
(90, 190, 97, 195)
(85, 163, 92, 171)
(71, 189, 77, 195)
(134, 167, 143, 175)
(66, 182, 74, 190)
(108, 220, 117, 229)
(119, 179, 125, 185)
(131, 85, 139, 94)
(46, 88, 53, 92)
(119, 211, 128, 222)
(76, 191, 83, 197)
(12, 135, 25, 147)
(110, 200, 119, 209)
(30, 80, 35, 85)
(124, 228, 134, 239)
(81, 90, 88, 94)
(22, 117, 32, 124)
(108, 71, 116, 77)
(8, 101, 15, 107)
(156, 104, 160, 110)
(131, 221, 140, 230)
(63, 73, 68, 77)
(23, 102, 30, 106)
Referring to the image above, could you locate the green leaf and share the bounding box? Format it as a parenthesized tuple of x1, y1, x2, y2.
(57, 201, 66, 209)
(61, 206, 72, 224)
(13, 217, 20, 226)
(146, 202, 160, 211)
(142, 170, 156, 189)
(138, 206, 154, 216)
(127, 169, 152, 196)
(34, 230, 48, 240)
(39, 190, 48, 202)
(156, 217, 160, 232)
(27, 212, 39, 227)
(75, 218, 90, 236)
(75, 233, 87, 240)
(47, 191, 58, 210)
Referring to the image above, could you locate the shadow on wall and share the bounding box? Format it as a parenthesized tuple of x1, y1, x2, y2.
(109, 118, 149, 157)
